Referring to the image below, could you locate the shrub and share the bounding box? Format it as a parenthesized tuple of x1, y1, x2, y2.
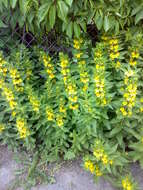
(0, 0, 143, 37)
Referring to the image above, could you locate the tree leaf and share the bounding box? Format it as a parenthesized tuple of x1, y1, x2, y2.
(135, 10, 143, 24)
(38, 2, 51, 23)
(104, 15, 110, 32)
(65, 0, 73, 6)
(66, 21, 73, 38)
(94, 11, 103, 30)
(57, 0, 68, 21)
(80, 21, 87, 32)
(74, 22, 81, 38)
(10, 0, 17, 9)
(49, 5, 56, 28)
(131, 5, 143, 16)
(0, 20, 7, 28)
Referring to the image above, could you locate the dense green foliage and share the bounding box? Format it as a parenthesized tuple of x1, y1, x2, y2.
(0, 0, 143, 37)
(0, 33, 143, 189)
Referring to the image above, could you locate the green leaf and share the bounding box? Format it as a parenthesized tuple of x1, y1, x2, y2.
(57, 0, 68, 21)
(65, 0, 73, 6)
(66, 21, 73, 38)
(38, 2, 52, 23)
(104, 15, 110, 32)
(0, 20, 7, 28)
(80, 21, 87, 32)
(109, 127, 122, 137)
(49, 5, 56, 28)
(19, 0, 28, 16)
(135, 10, 143, 24)
(74, 22, 81, 38)
(10, 0, 17, 8)
(131, 5, 143, 16)
(94, 11, 103, 30)
(64, 150, 75, 160)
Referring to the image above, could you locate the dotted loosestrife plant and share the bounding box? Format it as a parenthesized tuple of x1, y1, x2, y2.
(0, 34, 143, 190)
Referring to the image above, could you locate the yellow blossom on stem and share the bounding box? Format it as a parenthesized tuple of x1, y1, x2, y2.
(0, 124, 5, 133)
(16, 118, 30, 139)
(42, 54, 55, 79)
(122, 177, 133, 190)
(9, 68, 24, 92)
(56, 114, 64, 127)
(46, 106, 54, 121)
(84, 160, 95, 173)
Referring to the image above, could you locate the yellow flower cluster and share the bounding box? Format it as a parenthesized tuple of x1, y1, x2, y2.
(93, 48, 107, 106)
(94, 75, 107, 105)
(9, 68, 24, 92)
(93, 148, 113, 165)
(56, 114, 64, 127)
(120, 70, 137, 116)
(67, 84, 79, 110)
(109, 39, 120, 60)
(95, 165, 103, 176)
(129, 50, 139, 67)
(122, 177, 133, 190)
(84, 160, 102, 176)
(108, 38, 121, 69)
(28, 95, 40, 112)
(140, 98, 143, 113)
(0, 80, 17, 116)
(73, 38, 83, 50)
(59, 98, 67, 115)
(0, 124, 5, 133)
(3, 86, 17, 110)
(60, 53, 78, 110)
(78, 61, 89, 92)
(0, 53, 7, 77)
(42, 54, 55, 79)
(46, 106, 54, 121)
(16, 118, 29, 139)
(84, 160, 95, 173)
(60, 54, 69, 86)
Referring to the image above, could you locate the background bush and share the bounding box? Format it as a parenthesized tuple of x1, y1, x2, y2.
(0, 0, 143, 37)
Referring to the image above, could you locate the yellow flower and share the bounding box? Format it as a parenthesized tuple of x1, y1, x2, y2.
(131, 51, 139, 59)
(109, 39, 118, 45)
(78, 60, 86, 65)
(12, 111, 16, 117)
(69, 104, 79, 110)
(93, 149, 104, 160)
(116, 61, 121, 68)
(84, 160, 95, 173)
(140, 107, 143, 112)
(110, 160, 113, 165)
(73, 39, 82, 50)
(0, 124, 5, 133)
(102, 98, 107, 105)
(28, 96, 40, 112)
(59, 106, 66, 114)
(120, 107, 127, 116)
(16, 118, 29, 139)
(56, 115, 64, 127)
(95, 166, 102, 176)
(75, 52, 83, 59)
(102, 154, 108, 165)
(46, 106, 54, 121)
(129, 59, 137, 66)
(122, 177, 133, 190)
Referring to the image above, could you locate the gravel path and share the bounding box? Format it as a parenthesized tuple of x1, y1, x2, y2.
(0, 146, 143, 190)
